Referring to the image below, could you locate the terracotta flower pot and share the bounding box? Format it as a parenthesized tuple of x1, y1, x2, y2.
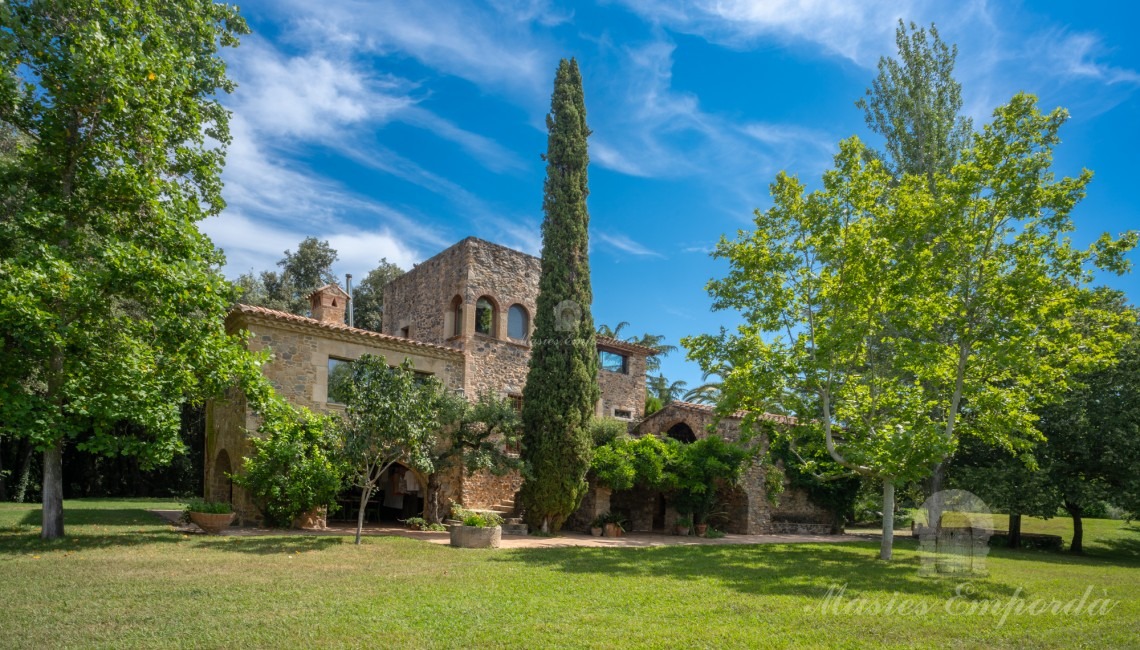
(695, 523, 708, 537)
(189, 511, 235, 535)
(603, 523, 624, 537)
(675, 525, 690, 536)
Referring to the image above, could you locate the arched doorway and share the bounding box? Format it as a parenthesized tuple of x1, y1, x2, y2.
(666, 422, 697, 444)
(210, 450, 233, 503)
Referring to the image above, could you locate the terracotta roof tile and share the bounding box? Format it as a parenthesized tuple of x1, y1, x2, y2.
(230, 304, 462, 356)
(596, 336, 660, 356)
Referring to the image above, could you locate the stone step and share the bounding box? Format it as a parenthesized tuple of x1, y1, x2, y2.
(502, 523, 528, 535)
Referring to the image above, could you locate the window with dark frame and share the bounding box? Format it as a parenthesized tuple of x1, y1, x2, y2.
(475, 297, 495, 336)
(326, 357, 353, 404)
(599, 350, 629, 374)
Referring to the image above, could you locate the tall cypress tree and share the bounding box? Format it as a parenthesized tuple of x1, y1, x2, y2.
(519, 58, 599, 534)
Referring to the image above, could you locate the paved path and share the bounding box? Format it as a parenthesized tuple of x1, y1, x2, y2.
(151, 510, 868, 548)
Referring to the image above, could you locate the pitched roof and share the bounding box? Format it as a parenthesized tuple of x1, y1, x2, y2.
(306, 283, 350, 300)
(644, 400, 799, 426)
(229, 304, 462, 357)
(596, 336, 660, 356)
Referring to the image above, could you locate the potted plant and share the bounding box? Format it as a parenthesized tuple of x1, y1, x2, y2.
(449, 511, 503, 548)
(674, 515, 693, 536)
(589, 515, 604, 537)
(695, 520, 709, 537)
(185, 499, 235, 534)
(403, 516, 428, 530)
(600, 512, 626, 537)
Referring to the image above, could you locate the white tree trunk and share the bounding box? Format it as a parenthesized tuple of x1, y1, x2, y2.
(880, 479, 895, 561)
(355, 486, 371, 545)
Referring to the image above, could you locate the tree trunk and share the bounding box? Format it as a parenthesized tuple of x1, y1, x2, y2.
(1065, 501, 1083, 554)
(880, 479, 895, 561)
(355, 486, 371, 545)
(1008, 513, 1022, 549)
(0, 437, 7, 502)
(41, 442, 65, 540)
(13, 442, 34, 503)
(925, 461, 944, 534)
(541, 515, 550, 535)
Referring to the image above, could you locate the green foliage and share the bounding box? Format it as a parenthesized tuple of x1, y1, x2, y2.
(520, 58, 599, 533)
(588, 417, 629, 448)
(232, 398, 342, 528)
(685, 95, 1137, 548)
(351, 258, 404, 332)
(856, 20, 972, 184)
(648, 375, 688, 405)
(402, 516, 445, 531)
(434, 391, 522, 477)
(236, 237, 339, 316)
(1035, 296, 1140, 551)
(461, 511, 503, 528)
(335, 355, 444, 543)
(704, 528, 726, 539)
(595, 511, 626, 528)
(672, 437, 753, 524)
(768, 433, 861, 529)
(644, 394, 663, 415)
(590, 433, 753, 525)
(184, 499, 232, 515)
(0, 0, 257, 538)
(674, 515, 693, 528)
(590, 434, 680, 492)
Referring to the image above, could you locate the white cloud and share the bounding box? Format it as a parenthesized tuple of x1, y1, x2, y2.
(269, 0, 553, 103)
(596, 231, 665, 258)
(614, 0, 917, 65)
(201, 212, 421, 279)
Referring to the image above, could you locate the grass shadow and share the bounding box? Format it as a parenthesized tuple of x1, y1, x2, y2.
(17, 508, 170, 528)
(192, 535, 346, 555)
(492, 538, 1021, 601)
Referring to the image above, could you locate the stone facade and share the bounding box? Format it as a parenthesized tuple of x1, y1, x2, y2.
(207, 237, 654, 526)
(205, 302, 465, 523)
(566, 400, 840, 535)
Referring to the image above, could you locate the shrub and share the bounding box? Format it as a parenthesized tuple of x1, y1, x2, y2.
(704, 528, 726, 539)
(232, 400, 343, 528)
(674, 515, 693, 528)
(184, 499, 232, 516)
(462, 512, 503, 528)
(589, 417, 630, 447)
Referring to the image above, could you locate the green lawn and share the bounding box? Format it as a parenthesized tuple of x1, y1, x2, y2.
(1, 500, 1138, 649)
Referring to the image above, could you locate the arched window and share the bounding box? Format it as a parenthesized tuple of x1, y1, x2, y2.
(475, 297, 496, 336)
(450, 296, 463, 337)
(508, 304, 529, 340)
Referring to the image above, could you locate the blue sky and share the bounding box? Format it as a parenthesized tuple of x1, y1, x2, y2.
(202, 0, 1140, 389)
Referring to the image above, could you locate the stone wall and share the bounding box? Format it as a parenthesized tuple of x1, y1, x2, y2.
(461, 469, 523, 511)
(207, 309, 465, 523)
(382, 240, 470, 346)
(597, 350, 647, 421)
(618, 401, 839, 535)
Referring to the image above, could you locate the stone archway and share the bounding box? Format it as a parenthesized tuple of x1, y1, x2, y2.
(209, 449, 233, 504)
(666, 421, 697, 443)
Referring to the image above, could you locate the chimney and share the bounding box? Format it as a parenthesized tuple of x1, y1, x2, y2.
(345, 274, 354, 328)
(308, 284, 350, 324)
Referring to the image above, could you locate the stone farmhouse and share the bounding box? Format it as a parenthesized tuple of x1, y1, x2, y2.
(206, 237, 835, 534)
